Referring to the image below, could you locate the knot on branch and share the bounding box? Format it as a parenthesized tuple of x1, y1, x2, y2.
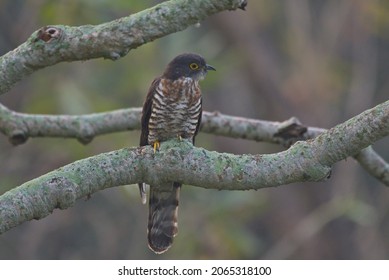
(77, 136, 94, 145)
(9, 129, 29, 145)
(274, 117, 308, 147)
(0, 106, 30, 145)
(238, 0, 248, 10)
(74, 121, 96, 144)
(34, 26, 63, 43)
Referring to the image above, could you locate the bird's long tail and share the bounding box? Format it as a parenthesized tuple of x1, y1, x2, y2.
(147, 182, 181, 254)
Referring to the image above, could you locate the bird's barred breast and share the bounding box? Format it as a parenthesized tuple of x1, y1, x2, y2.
(148, 78, 201, 144)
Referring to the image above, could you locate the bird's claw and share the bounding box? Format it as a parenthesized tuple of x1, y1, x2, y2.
(153, 141, 160, 153)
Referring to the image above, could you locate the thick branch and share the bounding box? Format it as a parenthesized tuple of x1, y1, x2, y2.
(0, 100, 388, 234)
(0, 101, 388, 185)
(0, 0, 246, 94)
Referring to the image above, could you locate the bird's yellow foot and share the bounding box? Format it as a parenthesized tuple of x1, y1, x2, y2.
(153, 141, 160, 153)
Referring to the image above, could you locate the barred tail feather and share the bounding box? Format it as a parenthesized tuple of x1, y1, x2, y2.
(147, 182, 181, 254)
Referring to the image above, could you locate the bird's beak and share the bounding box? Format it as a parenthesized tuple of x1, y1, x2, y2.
(205, 64, 216, 71)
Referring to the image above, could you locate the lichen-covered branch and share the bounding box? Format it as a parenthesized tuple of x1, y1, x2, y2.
(0, 103, 142, 145)
(354, 146, 389, 185)
(0, 103, 308, 145)
(0, 0, 247, 94)
(0, 100, 388, 234)
(0, 101, 388, 185)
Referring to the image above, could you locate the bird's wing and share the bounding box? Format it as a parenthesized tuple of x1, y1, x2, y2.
(140, 77, 161, 147)
(192, 97, 202, 145)
(139, 77, 161, 204)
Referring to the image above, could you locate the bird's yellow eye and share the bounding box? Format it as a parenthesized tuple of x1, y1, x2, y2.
(189, 63, 199, 70)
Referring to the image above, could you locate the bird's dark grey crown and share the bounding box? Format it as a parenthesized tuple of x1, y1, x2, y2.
(162, 53, 208, 80)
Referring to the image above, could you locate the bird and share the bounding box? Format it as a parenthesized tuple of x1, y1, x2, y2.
(138, 53, 215, 254)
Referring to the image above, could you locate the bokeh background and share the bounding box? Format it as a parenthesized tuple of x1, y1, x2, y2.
(0, 0, 388, 259)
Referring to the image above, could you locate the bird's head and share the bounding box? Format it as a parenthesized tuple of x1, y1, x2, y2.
(162, 53, 216, 81)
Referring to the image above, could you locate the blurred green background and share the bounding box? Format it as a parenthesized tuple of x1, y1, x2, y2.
(0, 0, 388, 259)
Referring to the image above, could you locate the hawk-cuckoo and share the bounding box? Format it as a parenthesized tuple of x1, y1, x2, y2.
(139, 53, 215, 253)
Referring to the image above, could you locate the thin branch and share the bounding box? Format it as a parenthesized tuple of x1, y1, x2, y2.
(0, 0, 247, 94)
(0, 100, 388, 234)
(0, 103, 141, 145)
(0, 102, 388, 185)
(354, 146, 389, 185)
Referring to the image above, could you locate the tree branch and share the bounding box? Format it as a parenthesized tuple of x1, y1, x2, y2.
(0, 100, 388, 234)
(0, 101, 388, 185)
(0, 0, 247, 94)
(0, 103, 141, 145)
